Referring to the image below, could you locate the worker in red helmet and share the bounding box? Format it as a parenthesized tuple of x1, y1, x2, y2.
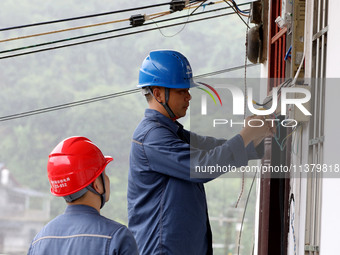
(28, 136, 139, 255)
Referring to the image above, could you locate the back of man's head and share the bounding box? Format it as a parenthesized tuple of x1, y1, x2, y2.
(47, 136, 113, 208)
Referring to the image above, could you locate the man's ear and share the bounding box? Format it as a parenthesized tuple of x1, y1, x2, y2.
(93, 177, 103, 194)
(151, 87, 164, 103)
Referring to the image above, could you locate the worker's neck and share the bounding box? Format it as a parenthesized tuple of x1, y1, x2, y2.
(66, 193, 101, 213)
(148, 103, 171, 119)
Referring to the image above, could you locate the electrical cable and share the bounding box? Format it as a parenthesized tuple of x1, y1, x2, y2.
(222, 0, 250, 28)
(1, 5, 233, 55)
(289, 193, 297, 255)
(150, 1, 229, 38)
(0, 1, 253, 53)
(231, 0, 251, 14)
(244, 14, 250, 119)
(237, 172, 257, 255)
(291, 53, 305, 86)
(281, 125, 301, 150)
(0, 89, 139, 122)
(0, 10, 243, 60)
(150, 3, 192, 38)
(0, 2, 206, 44)
(0, 1, 238, 44)
(0, 18, 130, 44)
(0, 63, 258, 122)
(153, 0, 208, 37)
(274, 123, 301, 151)
(189, 0, 208, 15)
(252, 78, 293, 107)
(194, 63, 259, 78)
(0, 2, 173, 32)
(235, 174, 244, 208)
(235, 14, 251, 209)
(291, 124, 302, 155)
(0, 4, 235, 54)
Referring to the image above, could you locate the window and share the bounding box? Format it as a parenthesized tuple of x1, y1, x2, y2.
(304, 0, 328, 254)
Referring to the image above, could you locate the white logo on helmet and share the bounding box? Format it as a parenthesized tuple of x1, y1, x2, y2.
(186, 65, 192, 75)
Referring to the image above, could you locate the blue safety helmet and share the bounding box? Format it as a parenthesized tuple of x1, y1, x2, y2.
(138, 50, 198, 88)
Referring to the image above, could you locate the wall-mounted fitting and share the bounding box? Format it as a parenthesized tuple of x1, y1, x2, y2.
(170, 0, 186, 13)
(247, 24, 264, 64)
(130, 14, 146, 27)
(250, 1, 262, 24)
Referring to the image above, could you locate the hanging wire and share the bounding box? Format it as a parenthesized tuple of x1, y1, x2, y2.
(291, 124, 303, 155)
(0, 2, 206, 44)
(194, 63, 259, 78)
(237, 172, 257, 255)
(0, 1, 244, 45)
(0, 4, 236, 53)
(0, 18, 130, 44)
(152, 0, 209, 37)
(0, 89, 139, 122)
(0, 63, 259, 122)
(0, 0, 248, 33)
(271, 110, 301, 152)
(231, 0, 251, 14)
(0, 1, 255, 53)
(0, 5, 234, 55)
(235, 13, 251, 209)
(252, 79, 293, 107)
(289, 194, 297, 255)
(274, 124, 301, 151)
(0, 2, 173, 32)
(0, 11, 241, 60)
(222, 0, 250, 28)
(149, 2, 192, 38)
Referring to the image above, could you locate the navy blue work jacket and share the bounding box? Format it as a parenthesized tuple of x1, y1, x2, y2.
(128, 109, 263, 255)
(28, 205, 139, 255)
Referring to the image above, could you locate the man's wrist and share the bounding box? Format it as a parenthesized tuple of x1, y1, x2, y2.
(239, 130, 252, 147)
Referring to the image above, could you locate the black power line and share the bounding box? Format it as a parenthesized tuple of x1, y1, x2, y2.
(0, 10, 244, 60)
(0, 2, 174, 32)
(194, 63, 259, 78)
(0, 0, 254, 32)
(0, 64, 259, 122)
(0, 89, 139, 122)
(222, 0, 250, 29)
(0, 5, 242, 56)
(237, 173, 257, 255)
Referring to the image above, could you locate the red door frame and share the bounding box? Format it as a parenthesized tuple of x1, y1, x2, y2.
(258, 0, 291, 254)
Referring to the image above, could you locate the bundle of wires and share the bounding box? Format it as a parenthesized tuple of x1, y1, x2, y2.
(0, 0, 254, 59)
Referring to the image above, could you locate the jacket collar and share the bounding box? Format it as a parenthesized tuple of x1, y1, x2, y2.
(64, 204, 99, 215)
(144, 109, 183, 133)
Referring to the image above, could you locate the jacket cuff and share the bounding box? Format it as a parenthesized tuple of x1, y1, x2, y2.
(229, 134, 249, 166)
(246, 140, 264, 160)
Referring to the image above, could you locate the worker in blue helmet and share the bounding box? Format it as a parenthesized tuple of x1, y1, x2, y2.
(138, 49, 197, 120)
(128, 50, 274, 254)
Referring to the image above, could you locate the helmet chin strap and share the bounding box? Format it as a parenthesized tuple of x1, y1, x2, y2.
(63, 172, 106, 209)
(86, 173, 106, 209)
(148, 87, 178, 121)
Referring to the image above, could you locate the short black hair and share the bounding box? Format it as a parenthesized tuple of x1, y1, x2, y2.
(142, 87, 154, 102)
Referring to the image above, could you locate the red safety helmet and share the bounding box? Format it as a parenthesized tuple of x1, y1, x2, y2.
(47, 136, 113, 197)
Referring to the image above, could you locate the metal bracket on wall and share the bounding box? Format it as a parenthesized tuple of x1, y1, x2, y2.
(312, 25, 328, 41)
(292, 0, 306, 79)
(305, 245, 320, 252)
(308, 136, 324, 146)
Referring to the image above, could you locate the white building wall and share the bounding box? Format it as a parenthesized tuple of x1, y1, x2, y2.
(259, 1, 340, 254)
(320, 1, 340, 254)
(286, 1, 315, 253)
